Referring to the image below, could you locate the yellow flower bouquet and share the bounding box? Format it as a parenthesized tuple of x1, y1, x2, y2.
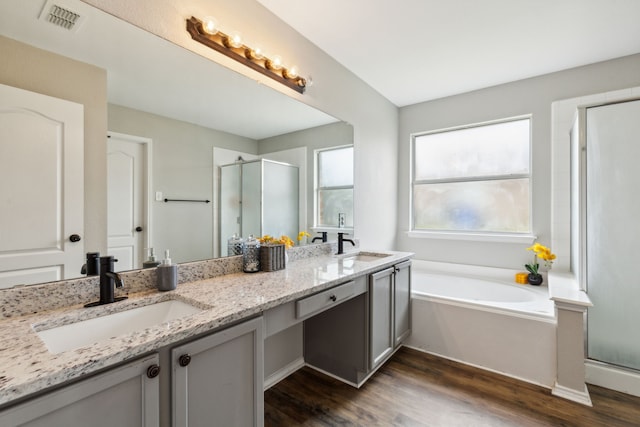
(525, 242, 556, 285)
(259, 234, 294, 248)
(258, 231, 310, 272)
(259, 231, 310, 249)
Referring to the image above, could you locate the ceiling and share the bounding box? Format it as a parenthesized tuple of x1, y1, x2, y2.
(257, 0, 640, 107)
(4, 0, 640, 134)
(0, 0, 337, 140)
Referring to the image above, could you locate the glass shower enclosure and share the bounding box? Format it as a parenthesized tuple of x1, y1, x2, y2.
(583, 99, 640, 372)
(219, 159, 299, 256)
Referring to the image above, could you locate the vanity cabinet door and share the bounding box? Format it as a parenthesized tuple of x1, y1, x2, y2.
(0, 354, 160, 427)
(369, 267, 395, 369)
(394, 260, 412, 347)
(172, 316, 264, 427)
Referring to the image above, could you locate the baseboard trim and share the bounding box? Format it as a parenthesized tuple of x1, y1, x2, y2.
(552, 382, 592, 406)
(264, 357, 305, 390)
(586, 360, 640, 398)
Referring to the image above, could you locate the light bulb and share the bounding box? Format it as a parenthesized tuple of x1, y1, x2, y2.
(283, 65, 299, 79)
(201, 16, 219, 35)
(266, 55, 283, 71)
(227, 31, 243, 48)
(245, 45, 264, 60)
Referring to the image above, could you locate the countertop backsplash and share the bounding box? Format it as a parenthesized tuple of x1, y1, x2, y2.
(0, 242, 352, 319)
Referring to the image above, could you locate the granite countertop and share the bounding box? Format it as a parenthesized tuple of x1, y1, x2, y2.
(0, 250, 412, 406)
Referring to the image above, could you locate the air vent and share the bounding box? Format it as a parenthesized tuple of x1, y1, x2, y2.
(39, 1, 86, 32)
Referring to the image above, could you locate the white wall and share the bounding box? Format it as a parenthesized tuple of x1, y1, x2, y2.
(397, 54, 640, 269)
(83, 0, 399, 251)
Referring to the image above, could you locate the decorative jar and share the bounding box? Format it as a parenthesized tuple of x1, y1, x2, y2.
(242, 235, 260, 273)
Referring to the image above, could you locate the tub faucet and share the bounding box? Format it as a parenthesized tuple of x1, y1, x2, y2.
(84, 256, 128, 307)
(337, 232, 355, 255)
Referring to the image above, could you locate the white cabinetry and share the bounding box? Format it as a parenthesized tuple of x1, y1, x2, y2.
(171, 316, 264, 427)
(0, 353, 160, 427)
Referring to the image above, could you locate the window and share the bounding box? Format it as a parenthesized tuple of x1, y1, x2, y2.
(315, 146, 354, 227)
(411, 117, 531, 235)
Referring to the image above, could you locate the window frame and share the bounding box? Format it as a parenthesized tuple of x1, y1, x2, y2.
(409, 115, 536, 243)
(314, 144, 354, 228)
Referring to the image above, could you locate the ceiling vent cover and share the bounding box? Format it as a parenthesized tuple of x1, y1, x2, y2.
(39, 1, 85, 32)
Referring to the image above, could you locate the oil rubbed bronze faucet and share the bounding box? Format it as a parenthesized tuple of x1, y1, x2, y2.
(312, 231, 328, 243)
(84, 256, 128, 307)
(337, 232, 355, 255)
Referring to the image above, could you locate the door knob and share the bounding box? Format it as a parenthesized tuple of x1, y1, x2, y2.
(69, 234, 81, 242)
(135, 226, 143, 232)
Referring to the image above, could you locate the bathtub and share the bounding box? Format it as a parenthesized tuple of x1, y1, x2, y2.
(406, 261, 557, 388)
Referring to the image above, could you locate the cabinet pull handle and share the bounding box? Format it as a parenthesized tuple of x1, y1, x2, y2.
(179, 354, 192, 367)
(329, 294, 337, 302)
(146, 364, 161, 378)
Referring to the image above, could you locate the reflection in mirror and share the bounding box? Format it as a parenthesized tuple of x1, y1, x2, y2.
(219, 159, 299, 257)
(316, 146, 355, 228)
(0, 0, 353, 289)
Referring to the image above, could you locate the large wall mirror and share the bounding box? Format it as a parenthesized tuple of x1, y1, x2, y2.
(0, 0, 353, 288)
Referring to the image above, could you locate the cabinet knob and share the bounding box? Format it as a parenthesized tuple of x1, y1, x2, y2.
(179, 354, 192, 367)
(329, 294, 337, 302)
(69, 234, 82, 242)
(146, 364, 161, 378)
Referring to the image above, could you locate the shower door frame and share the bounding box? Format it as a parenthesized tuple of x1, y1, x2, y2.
(578, 98, 640, 381)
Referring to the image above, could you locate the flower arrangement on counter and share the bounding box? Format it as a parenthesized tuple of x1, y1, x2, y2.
(259, 231, 310, 249)
(524, 242, 556, 285)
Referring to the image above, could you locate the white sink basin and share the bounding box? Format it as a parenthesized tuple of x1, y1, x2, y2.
(36, 300, 202, 354)
(339, 252, 391, 262)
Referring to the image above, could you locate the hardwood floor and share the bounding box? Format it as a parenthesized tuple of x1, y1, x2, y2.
(264, 347, 640, 426)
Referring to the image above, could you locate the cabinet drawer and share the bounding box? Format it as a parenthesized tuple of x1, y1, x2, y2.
(296, 280, 362, 319)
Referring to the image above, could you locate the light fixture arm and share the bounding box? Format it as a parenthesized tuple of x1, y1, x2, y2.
(186, 16, 306, 94)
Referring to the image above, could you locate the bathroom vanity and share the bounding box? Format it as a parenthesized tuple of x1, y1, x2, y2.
(0, 247, 412, 426)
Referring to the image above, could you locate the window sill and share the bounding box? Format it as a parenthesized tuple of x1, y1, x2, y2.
(407, 230, 537, 244)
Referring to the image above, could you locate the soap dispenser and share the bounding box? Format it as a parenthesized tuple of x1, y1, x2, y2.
(157, 250, 177, 291)
(142, 248, 161, 268)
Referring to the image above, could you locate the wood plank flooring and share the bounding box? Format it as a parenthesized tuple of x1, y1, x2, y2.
(264, 347, 640, 426)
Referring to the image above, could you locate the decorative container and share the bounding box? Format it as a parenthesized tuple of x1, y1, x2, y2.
(227, 233, 244, 256)
(527, 273, 544, 286)
(242, 235, 260, 273)
(260, 244, 286, 272)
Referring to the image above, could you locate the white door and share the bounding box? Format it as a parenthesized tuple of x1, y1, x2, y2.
(107, 133, 149, 271)
(0, 83, 84, 288)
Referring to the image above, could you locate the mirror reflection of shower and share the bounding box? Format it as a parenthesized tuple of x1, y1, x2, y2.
(219, 159, 299, 256)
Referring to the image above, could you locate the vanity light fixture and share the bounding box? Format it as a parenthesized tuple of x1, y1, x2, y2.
(186, 16, 307, 94)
